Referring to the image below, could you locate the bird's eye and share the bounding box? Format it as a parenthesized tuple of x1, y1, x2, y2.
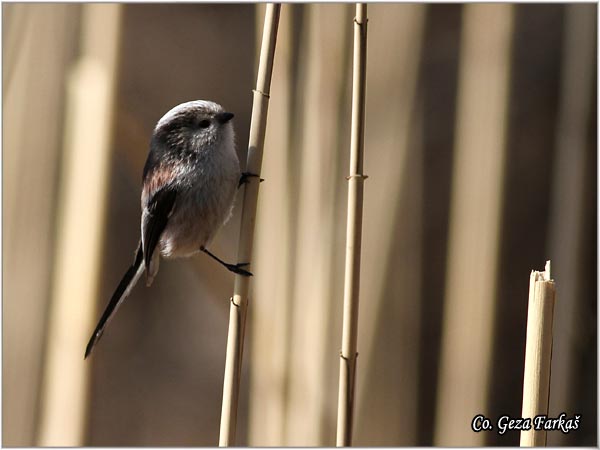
(198, 119, 211, 128)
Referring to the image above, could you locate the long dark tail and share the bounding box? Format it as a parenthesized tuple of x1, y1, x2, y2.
(85, 243, 144, 359)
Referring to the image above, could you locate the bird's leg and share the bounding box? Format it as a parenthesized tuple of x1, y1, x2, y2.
(238, 172, 264, 188)
(200, 246, 253, 276)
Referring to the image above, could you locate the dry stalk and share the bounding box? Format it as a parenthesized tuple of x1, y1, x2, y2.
(520, 261, 556, 447)
(37, 4, 122, 445)
(336, 3, 368, 447)
(218, 3, 281, 446)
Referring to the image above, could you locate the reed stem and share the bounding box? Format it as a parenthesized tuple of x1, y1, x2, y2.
(520, 261, 556, 447)
(336, 3, 368, 446)
(218, 4, 281, 446)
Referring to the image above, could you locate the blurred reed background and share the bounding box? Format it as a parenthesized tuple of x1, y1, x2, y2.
(3, 2, 596, 447)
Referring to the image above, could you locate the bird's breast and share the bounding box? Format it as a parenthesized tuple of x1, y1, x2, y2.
(159, 141, 240, 258)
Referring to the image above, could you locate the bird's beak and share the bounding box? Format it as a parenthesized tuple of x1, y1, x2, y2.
(216, 112, 234, 124)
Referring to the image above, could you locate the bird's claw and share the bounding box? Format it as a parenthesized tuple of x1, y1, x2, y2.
(239, 172, 265, 187)
(225, 262, 253, 277)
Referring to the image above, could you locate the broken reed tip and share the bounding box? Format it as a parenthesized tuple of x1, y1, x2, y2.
(544, 260, 551, 280)
(530, 260, 553, 283)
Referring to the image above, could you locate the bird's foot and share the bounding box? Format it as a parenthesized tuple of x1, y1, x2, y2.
(224, 262, 253, 277)
(239, 172, 264, 187)
(200, 246, 253, 276)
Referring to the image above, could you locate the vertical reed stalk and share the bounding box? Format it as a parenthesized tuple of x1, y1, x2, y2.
(37, 4, 122, 445)
(546, 7, 594, 444)
(218, 4, 281, 446)
(520, 261, 556, 447)
(336, 4, 368, 446)
(434, 5, 513, 445)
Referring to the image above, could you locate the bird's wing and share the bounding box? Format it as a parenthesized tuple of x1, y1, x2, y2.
(142, 185, 177, 269)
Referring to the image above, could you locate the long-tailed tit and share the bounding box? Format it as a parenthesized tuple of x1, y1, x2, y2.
(85, 100, 253, 358)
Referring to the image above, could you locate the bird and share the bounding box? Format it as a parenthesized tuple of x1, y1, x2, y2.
(85, 100, 254, 359)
